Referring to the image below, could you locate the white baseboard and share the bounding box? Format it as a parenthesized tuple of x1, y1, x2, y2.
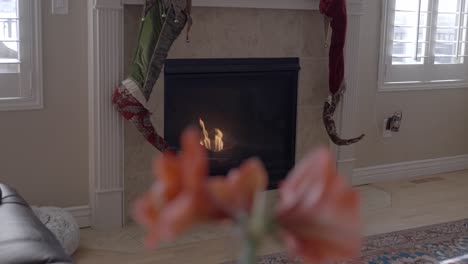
(352, 155, 468, 185)
(92, 190, 124, 230)
(66, 205, 91, 228)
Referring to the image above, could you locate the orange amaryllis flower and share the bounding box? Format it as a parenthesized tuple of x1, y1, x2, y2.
(208, 158, 268, 216)
(276, 148, 361, 263)
(132, 128, 224, 247)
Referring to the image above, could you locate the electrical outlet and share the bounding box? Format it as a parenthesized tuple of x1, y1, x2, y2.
(52, 0, 68, 15)
(389, 111, 403, 132)
(383, 118, 392, 138)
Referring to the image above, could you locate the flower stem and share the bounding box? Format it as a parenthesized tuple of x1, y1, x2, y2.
(239, 234, 258, 264)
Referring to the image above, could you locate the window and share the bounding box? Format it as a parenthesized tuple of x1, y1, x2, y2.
(379, 0, 468, 90)
(0, 0, 42, 110)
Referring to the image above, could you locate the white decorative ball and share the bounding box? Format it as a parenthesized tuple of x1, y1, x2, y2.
(32, 206, 80, 256)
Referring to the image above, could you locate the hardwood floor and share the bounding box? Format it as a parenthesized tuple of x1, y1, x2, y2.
(73, 170, 468, 264)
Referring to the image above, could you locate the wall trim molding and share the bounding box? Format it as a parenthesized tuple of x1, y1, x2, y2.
(352, 155, 468, 186)
(66, 206, 92, 228)
(88, 0, 125, 230)
(94, 0, 123, 9)
(334, 12, 364, 182)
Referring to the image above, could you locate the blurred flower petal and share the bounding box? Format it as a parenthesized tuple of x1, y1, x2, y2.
(208, 158, 268, 216)
(133, 128, 269, 247)
(277, 148, 361, 263)
(180, 128, 208, 191)
(133, 128, 219, 246)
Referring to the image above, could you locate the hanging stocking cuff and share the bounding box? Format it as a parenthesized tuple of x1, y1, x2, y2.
(122, 78, 147, 107)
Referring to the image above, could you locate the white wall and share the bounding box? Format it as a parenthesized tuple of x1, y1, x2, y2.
(355, 0, 468, 168)
(0, 0, 89, 206)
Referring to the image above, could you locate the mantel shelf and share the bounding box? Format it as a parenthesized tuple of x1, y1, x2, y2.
(123, 0, 317, 10)
(96, 0, 363, 14)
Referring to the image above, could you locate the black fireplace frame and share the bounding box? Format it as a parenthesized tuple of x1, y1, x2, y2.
(164, 58, 299, 188)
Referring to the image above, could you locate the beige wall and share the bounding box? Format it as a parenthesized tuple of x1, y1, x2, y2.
(123, 6, 330, 218)
(355, 0, 468, 168)
(0, 1, 89, 206)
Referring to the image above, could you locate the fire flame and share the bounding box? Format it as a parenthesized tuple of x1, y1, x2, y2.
(214, 128, 224, 152)
(199, 118, 224, 152)
(199, 118, 212, 150)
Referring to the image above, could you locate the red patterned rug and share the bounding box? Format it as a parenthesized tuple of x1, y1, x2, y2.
(239, 219, 468, 264)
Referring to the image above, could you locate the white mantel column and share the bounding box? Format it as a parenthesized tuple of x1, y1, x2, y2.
(334, 0, 365, 183)
(88, 0, 125, 230)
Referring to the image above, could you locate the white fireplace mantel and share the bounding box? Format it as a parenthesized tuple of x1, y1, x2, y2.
(88, 0, 365, 230)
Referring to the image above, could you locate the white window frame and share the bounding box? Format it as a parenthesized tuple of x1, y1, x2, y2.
(0, 0, 42, 111)
(378, 0, 468, 92)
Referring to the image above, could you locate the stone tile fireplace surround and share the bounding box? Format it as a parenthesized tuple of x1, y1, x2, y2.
(124, 6, 330, 222)
(88, 0, 363, 229)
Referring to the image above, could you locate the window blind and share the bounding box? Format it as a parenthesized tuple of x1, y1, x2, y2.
(381, 0, 468, 88)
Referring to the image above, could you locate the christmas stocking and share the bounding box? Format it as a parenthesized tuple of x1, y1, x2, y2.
(320, 0, 364, 146)
(113, 0, 192, 152)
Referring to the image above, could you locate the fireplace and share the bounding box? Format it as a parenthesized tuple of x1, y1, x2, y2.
(164, 58, 299, 188)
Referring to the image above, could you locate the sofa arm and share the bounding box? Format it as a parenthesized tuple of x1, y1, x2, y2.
(0, 184, 73, 264)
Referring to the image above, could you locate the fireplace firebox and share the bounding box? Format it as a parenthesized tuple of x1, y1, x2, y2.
(164, 58, 299, 188)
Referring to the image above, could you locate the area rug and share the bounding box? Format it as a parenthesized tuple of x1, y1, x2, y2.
(254, 219, 468, 264)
